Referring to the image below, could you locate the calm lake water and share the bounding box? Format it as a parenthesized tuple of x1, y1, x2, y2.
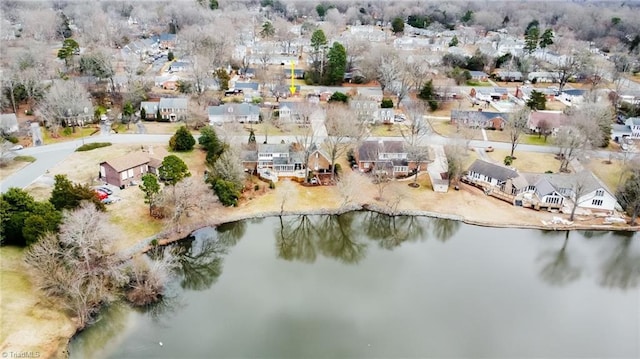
(70, 212, 639, 359)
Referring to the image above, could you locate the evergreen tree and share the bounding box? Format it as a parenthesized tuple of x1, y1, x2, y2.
(169, 126, 196, 151)
(324, 42, 347, 85)
(260, 21, 275, 38)
(526, 90, 547, 110)
(158, 155, 191, 186)
(199, 126, 225, 163)
(524, 26, 540, 54)
(209, 0, 219, 10)
(140, 174, 161, 216)
(1, 188, 61, 246)
(449, 35, 459, 47)
(418, 80, 439, 111)
(248, 129, 256, 146)
(140, 107, 147, 120)
(49, 174, 106, 212)
(461, 10, 473, 23)
(391, 17, 405, 34)
(156, 107, 161, 121)
(539, 28, 554, 49)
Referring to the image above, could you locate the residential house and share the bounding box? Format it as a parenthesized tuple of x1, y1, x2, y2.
(242, 143, 331, 182)
(159, 33, 177, 49)
(0, 113, 19, 134)
(277, 100, 320, 124)
(515, 86, 557, 102)
(619, 117, 640, 140)
(356, 140, 426, 177)
(610, 124, 633, 142)
(233, 82, 260, 95)
(99, 152, 158, 188)
(527, 71, 559, 83)
(559, 89, 586, 105)
(154, 75, 180, 90)
(208, 103, 260, 124)
(493, 70, 523, 82)
(158, 98, 188, 121)
(169, 61, 190, 72)
(239, 68, 256, 79)
(450, 109, 508, 129)
(474, 87, 510, 102)
(350, 99, 394, 123)
(469, 71, 489, 82)
(527, 111, 569, 135)
(284, 69, 305, 79)
(541, 170, 619, 212)
(521, 173, 565, 207)
(465, 159, 528, 195)
(140, 97, 188, 121)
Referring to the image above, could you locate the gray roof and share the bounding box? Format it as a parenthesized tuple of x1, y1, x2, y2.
(626, 117, 640, 126)
(0, 113, 18, 131)
(467, 159, 518, 181)
(469, 71, 488, 77)
(358, 140, 405, 162)
(234, 82, 260, 91)
(140, 101, 159, 113)
(534, 170, 610, 194)
(159, 97, 188, 110)
(451, 110, 509, 122)
(258, 143, 289, 154)
(611, 124, 632, 134)
(241, 150, 257, 162)
(208, 103, 260, 117)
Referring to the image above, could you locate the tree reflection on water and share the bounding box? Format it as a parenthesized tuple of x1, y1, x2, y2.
(172, 230, 228, 291)
(538, 231, 581, 286)
(600, 233, 640, 290)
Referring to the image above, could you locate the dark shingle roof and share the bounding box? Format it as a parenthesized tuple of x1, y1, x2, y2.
(467, 159, 518, 181)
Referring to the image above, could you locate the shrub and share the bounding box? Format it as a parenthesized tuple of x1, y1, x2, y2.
(14, 155, 36, 163)
(150, 238, 158, 246)
(328, 91, 349, 103)
(333, 163, 342, 175)
(545, 170, 553, 174)
(380, 98, 394, 108)
(269, 181, 276, 189)
(503, 156, 513, 165)
(213, 179, 240, 207)
(169, 126, 196, 151)
(254, 184, 260, 191)
(76, 142, 112, 152)
(4, 135, 19, 144)
(63, 127, 73, 136)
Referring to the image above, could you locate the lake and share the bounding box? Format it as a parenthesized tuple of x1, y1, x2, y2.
(70, 212, 639, 358)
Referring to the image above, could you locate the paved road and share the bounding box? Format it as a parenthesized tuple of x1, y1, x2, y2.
(0, 127, 630, 194)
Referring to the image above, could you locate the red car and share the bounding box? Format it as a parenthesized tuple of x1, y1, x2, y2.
(95, 190, 108, 201)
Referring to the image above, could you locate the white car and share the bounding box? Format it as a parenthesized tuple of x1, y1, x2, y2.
(10, 145, 23, 151)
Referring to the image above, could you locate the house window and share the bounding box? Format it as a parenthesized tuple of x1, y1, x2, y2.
(363, 162, 370, 169)
(121, 172, 127, 180)
(128, 169, 134, 178)
(592, 199, 603, 206)
(595, 189, 604, 197)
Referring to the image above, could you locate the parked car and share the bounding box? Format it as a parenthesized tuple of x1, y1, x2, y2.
(97, 186, 113, 195)
(95, 190, 108, 201)
(485, 146, 494, 152)
(10, 145, 23, 151)
(101, 197, 114, 205)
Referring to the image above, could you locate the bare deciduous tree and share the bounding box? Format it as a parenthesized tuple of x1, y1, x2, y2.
(24, 203, 127, 328)
(161, 176, 217, 234)
(37, 80, 93, 131)
(400, 101, 431, 185)
(291, 102, 321, 183)
(444, 143, 467, 186)
(336, 171, 368, 208)
(505, 107, 531, 158)
(324, 104, 367, 180)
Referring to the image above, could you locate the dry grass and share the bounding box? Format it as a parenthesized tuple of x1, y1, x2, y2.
(544, 101, 567, 111)
(139, 122, 182, 134)
(585, 158, 627, 192)
(0, 246, 76, 358)
(486, 148, 562, 173)
(1, 158, 33, 179)
(369, 123, 411, 137)
(42, 126, 99, 145)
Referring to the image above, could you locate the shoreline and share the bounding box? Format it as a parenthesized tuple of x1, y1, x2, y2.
(144, 201, 637, 252)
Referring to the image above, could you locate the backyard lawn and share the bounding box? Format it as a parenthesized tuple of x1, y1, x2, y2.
(486, 148, 562, 173)
(585, 158, 627, 192)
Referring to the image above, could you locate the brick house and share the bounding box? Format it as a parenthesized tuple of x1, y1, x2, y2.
(99, 152, 160, 188)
